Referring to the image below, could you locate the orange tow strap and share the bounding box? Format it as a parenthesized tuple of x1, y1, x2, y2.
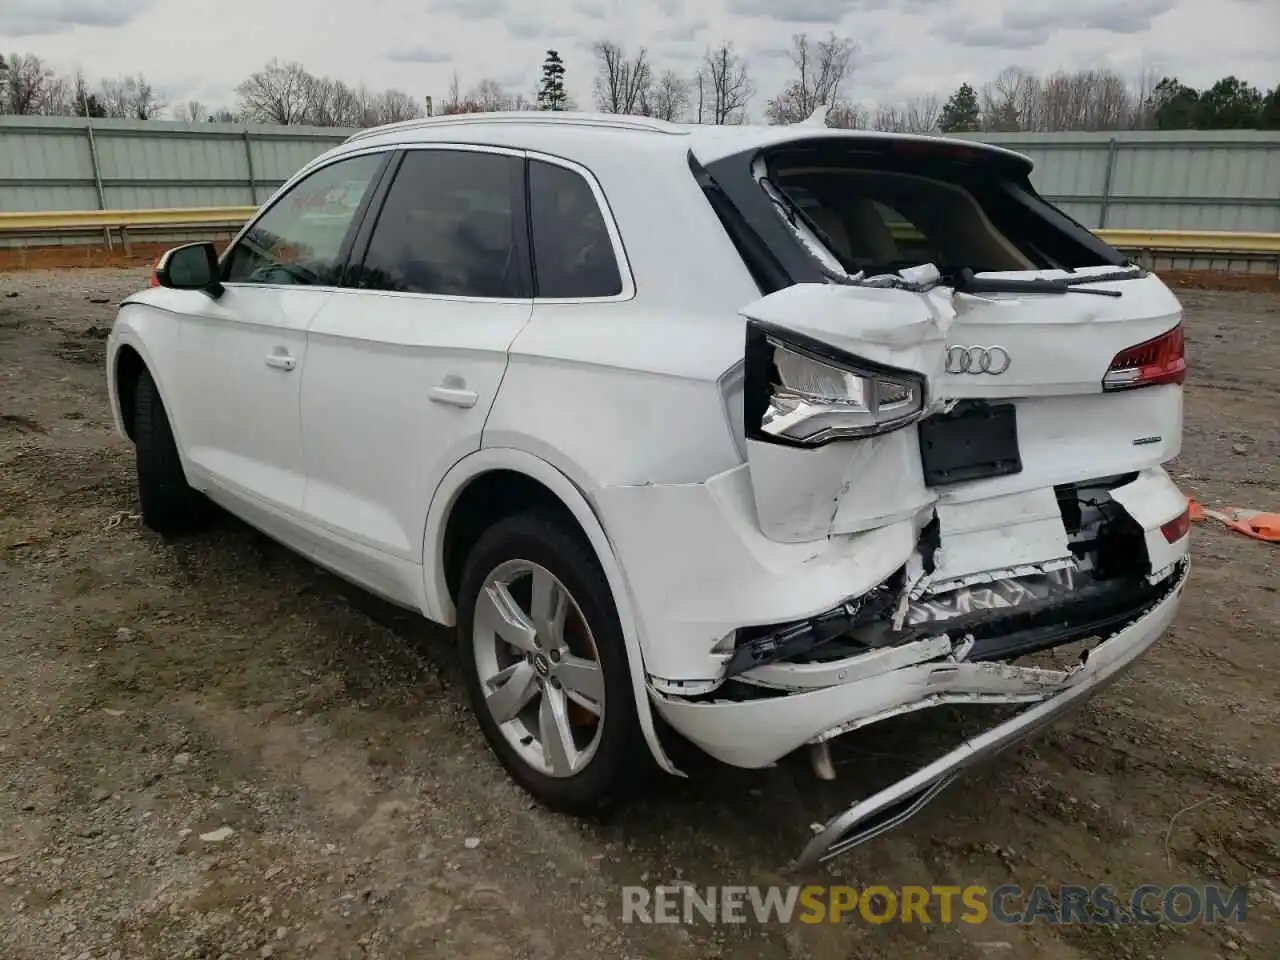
(1187, 498, 1280, 543)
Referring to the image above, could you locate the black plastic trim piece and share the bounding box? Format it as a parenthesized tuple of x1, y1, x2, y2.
(917, 401, 1023, 486)
(689, 150, 791, 294)
(339, 150, 401, 287)
(343, 150, 405, 287)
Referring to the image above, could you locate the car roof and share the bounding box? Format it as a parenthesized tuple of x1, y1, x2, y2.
(335, 111, 1034, 172)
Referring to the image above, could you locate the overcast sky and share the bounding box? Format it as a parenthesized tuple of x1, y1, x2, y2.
(3, 0, 1276, 116)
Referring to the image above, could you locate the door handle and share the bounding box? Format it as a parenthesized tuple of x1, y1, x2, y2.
(264, 352, 297, 372)
(428, 385, 479, 408)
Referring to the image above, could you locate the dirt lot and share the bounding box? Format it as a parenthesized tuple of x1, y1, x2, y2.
(0, 267, 1276, 960)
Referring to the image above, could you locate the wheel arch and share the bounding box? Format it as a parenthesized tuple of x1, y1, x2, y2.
(113, 342, 147, 441)
(423, 446, 682, 776)
(107, 309, 186, 456)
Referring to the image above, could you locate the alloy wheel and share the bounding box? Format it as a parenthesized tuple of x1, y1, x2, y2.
(472, 559, 606, 778)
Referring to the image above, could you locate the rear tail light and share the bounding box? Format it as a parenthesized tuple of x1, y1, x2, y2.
(148, 258, 162, 287)
(1161, 504, 1191, 543)
(1102, 323, 1186, 391)
(744, 320, 926, 447)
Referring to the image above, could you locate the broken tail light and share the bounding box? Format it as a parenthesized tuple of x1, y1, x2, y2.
(744, 319, 926, 447)
(1102, 323, 1186, 391)
(1160, 505, 1192, 543)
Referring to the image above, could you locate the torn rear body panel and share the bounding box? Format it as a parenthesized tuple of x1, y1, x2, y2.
(630, 132, 1192, 868)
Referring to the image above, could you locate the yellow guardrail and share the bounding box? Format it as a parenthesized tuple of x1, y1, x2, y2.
(1, 207, 1278, 259)
(0, 206, 256, 232)
(887, 223, 1280, 255)
(1093, 228, 1280, 255)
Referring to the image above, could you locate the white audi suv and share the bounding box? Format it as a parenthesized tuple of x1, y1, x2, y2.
(106, 113, 1191, 868)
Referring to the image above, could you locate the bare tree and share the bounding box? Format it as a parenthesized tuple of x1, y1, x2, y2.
(374, 89, 424, 123)
(764, 32, 856, 125)
(469, 78, 510, 112)
(871, 103, 904, 132)
(445, 71, 461, 113)
(827, 101, 866, 129)
(303, 75, 362, 126)
(175, 100, 207, 122)
(1129, 66, 1164, 129)
(4, 54, 56, 115)
(436, 75, 519, 115)
(980, 66, 1039, 131)
(42, 72, 73, 115)
(100, 74, 167, 119)
(236, 60, 312, 124)
(699, 42, 754, 124)
(972, 65, 1147, 132)
(905, 93, 941, 132)
(72, 71, 105, 117)
(648, 69, 691, 121)
(592, 41, 651, 114)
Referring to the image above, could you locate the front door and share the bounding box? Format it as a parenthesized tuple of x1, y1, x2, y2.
(174, 150, 389, 517)
(297, 146, 533, 600)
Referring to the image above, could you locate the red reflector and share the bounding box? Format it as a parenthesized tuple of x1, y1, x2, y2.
(1103, 324, 1186, 391)
(1161, 506, 1191, 543)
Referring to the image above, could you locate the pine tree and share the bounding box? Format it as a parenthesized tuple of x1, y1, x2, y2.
(537, 50, 568, 111)
(938, 83, 980, 132)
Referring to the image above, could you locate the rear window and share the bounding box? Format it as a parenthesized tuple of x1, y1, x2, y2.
(763, 142, 1125, 277)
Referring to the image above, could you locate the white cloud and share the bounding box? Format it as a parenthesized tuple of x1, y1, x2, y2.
(0, 0, 152, 35)
(386, 45, 453, 65)
(5, 0, 1275, 117)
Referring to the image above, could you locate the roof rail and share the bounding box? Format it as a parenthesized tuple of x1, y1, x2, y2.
(343, 111, 689, 144)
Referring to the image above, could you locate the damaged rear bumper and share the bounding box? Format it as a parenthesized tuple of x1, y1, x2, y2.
(651, 557, 1188, 870)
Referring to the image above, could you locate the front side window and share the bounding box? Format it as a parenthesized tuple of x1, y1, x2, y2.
(529, 160, 623, 298)
(224, 152, 385, 285)
(354, 149, 526, 299)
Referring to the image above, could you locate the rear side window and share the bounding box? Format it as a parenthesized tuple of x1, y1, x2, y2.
(528, 160, 623, 299)
(354, 149, 527, 299)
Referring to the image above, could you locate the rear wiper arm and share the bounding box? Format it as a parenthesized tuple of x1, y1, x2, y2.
(952, 268, 1124, 298)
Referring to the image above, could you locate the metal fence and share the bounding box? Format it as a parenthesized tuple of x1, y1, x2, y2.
(1, 115, 1277, 234)
(0, 115, 349, 214)
(954, 129, 1280, 234)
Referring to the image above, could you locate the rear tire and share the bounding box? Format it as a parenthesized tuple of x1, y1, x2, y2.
(133, 368, 206, 535)
(457, 511, 649, 816)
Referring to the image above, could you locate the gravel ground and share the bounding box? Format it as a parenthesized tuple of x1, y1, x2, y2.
(0, 268, 1277, 960)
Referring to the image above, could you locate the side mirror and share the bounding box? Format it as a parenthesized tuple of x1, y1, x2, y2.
(154, 242, 223, 297)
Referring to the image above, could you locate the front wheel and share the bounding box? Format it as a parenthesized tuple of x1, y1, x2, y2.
(456, 512, 648, 815)
(133, 368, 207, 535)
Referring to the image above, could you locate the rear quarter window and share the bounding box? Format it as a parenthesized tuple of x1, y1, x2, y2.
(528, 160, 623, 299)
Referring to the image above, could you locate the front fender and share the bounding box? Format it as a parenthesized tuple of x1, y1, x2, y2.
(421, 445, 682, 777)
(106, 303, 185, 457)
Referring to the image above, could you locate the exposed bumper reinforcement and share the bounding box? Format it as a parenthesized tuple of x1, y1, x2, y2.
(790, 559, 1187, 870)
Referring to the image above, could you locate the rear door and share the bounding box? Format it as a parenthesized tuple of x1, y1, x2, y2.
(175, 150, 388, 517)
(296, 145, 532, 600)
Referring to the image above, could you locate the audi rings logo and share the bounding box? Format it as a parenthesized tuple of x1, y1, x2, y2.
(945, 345, 1011, 375)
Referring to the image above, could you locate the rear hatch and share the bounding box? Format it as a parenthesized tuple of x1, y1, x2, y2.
(697, 134, 1185, 546)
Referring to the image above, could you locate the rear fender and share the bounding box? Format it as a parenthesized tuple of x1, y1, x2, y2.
(422, 445, 682, 777)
